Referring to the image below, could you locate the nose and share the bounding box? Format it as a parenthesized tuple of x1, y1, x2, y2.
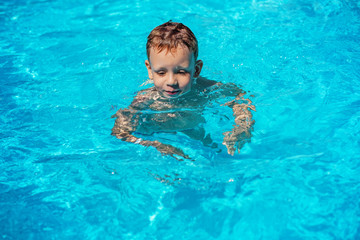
(166, 73, 177, 86)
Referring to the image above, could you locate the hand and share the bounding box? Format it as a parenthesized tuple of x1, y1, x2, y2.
(151, 141, 191, 161)
(222, 129, 250, 155)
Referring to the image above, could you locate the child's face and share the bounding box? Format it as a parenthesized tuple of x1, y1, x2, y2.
(145, 46, 203, 98)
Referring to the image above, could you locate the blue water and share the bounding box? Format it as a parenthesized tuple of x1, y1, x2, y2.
(1, 0, 360, 239)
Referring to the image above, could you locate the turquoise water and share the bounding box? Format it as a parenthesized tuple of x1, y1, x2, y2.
(1, 0, 360, 239)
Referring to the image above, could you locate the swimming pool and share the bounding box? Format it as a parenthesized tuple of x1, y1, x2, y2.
(1, 0, 360, 239)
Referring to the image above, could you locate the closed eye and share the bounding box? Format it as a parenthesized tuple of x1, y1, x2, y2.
(156, 71, 166, 76)
(177, 70, 188, 75)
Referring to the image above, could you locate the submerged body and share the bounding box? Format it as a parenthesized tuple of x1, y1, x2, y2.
(130, 77, 214, 133)
(112, 78, 255, 159)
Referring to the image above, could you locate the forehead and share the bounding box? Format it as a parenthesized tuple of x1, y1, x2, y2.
(148, 46, 195, 65)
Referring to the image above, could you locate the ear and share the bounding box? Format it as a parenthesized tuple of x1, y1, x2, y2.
(194, 60, 203, 78)
(145, 60, 153, 79)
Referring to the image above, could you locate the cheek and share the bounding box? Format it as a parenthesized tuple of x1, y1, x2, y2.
(179, 77, 192, 89)
(153, 77, 165, 89)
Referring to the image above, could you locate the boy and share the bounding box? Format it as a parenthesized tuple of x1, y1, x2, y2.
(111, 21, 255, 159)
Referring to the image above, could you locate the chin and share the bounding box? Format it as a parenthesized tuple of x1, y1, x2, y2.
(165, 93, 181, 99)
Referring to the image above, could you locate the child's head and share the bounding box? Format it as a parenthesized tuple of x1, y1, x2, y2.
(146, 21, 199, 61)
(145, 21, 203, 99)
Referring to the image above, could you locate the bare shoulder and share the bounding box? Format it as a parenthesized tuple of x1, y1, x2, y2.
(129, 87, 157, 110)
(111, 87, 156, 119)
(196, 78, 247, 98)
(196, 78, 245, 93)
(196, 77, 218, 90)
(216, 82, 247, 97)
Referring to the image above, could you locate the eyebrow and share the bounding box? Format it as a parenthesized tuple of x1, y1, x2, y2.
(153, 68, 167, 72)
(153, 66, 190, 71)
(175, 66, 189, 70)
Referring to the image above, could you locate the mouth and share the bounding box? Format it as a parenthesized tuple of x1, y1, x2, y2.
(164, 90, 181, 97)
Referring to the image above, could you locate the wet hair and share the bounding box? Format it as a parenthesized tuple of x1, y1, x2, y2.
(146, 21, 198, 60)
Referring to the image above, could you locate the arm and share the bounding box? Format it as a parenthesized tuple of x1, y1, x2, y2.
(222, 91, 256, 155)
(111, 106, 190, 160)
